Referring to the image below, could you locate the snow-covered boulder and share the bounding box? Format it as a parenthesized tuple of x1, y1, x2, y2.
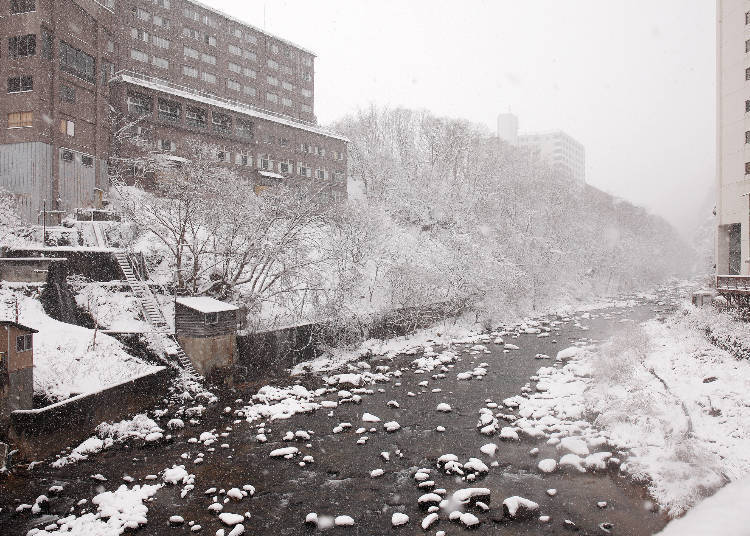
(556, 347, 580, 361)
(537, 459, 557, 473)
(559, 453, 586, 473)
(557, 437, 590, 456)
(391, 512, 409, 526)
(502, 496, 539, 519)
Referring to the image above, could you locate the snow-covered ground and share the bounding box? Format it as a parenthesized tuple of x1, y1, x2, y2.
(510, 302, 750, 518)
(0, 285, 160, 401)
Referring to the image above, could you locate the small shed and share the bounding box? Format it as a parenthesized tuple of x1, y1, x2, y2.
(0, 321, 38, 422)
(175, 297, 239, 376)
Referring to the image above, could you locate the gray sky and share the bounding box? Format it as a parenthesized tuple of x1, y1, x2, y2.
(209, 0, 715, 234)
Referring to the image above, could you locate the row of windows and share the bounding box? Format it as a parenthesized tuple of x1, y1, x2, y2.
(130, 48, 169, 70)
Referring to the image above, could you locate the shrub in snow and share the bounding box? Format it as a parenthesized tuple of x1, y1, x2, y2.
(502, 496, 539, 519)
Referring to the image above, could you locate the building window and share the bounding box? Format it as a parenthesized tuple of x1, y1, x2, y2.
(61, 150, 74, 162)
(185, 106, 206, 128)
(279, 160, 292, 174)
(281, 97, 292, 107)
(267, 58, 279, 70)
(204, 312, 218, 324)
(316, 169, 327, 179)
(16, 334, 32, 352)
(245, 33, 258, 45)
(300, 104, 312, 114)
(7, 111, 33, 128)
(81, 155, 94, 167)
(101, 60, 114, 85)
(151, 56, 169, 69)
(10, 0, 35, 14)
(301, 88, 312, 98)
(130, 48, 148, 63)
(298, 163, 311, 178)
(228, 62, 241, 74)
(237, 118, 253, 139)
(746, 100, 750, 113)
(201, 53, 216, 65)
(204, 34, 216, 47)
(127, 92, 152, 116)
(60, 85, 76, 103)
(266, 92, 278, 104)
(227, 79, 240, 91)
(182, 65, 198, 78)
(131, 28, 149, 42)
(267, 75, 279, 86)
(60, 41, 96, 83)
(152, 35, 170, 49)
(258, 154, 272, 170)
(59, 119, 75, 136)
(212, 112, 231, 133)
(200, 72, 216, 84)
(132, 6, 151, 21)
(158, 98, 180, 122)
(282, 81, 294, 91)
(746, 67, 750, 81)
(228, 44, 242, 56)
(746, 162, 750, 175)
(243, 50, 257, 62)
(159, 139, 176, 151)
(9, 34, 36, 58)
(243, 86, 256, 97)
(243, 67, 256, 79)
(184, 46, 199, 59)
(8, 75, 33, 93)
(41, 28, 53, 59)
(236, 152, 251, 166)
(153, 15, 170, 28)
(746, 11, 750, 25)
(746, 39, 750, 53)
(217, 149, 229, 162)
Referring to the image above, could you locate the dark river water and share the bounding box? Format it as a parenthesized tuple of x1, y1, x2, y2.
(0, 297, 676, 535)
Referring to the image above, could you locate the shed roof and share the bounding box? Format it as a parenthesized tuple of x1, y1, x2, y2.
(175, 297, 239, 313)
(0, 320, 39, 333)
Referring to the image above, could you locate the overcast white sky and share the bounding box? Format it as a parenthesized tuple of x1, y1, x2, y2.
(208, 0, 715, 233)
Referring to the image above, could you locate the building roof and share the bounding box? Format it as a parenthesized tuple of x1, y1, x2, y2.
(176, 297, 239, 313)
(0, 320, 39, 333)
(116, 72, 349, 143)
(185, 0, 316, 57)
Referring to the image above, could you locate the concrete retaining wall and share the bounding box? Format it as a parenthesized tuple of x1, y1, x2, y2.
(1, 248, 124, 281)
(6, 367, 172, 460)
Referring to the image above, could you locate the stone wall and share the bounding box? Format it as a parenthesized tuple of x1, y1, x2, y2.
(177, 334, 237, 376)
(5, 367, 171, 460)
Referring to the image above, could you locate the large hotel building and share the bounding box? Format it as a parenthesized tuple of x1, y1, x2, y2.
(0, 0, 348, 222)
(717, 0, 750, 275)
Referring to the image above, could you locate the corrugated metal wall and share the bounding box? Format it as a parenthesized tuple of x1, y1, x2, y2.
(58, 148, 97, 214)
(0, 142, 53, 222)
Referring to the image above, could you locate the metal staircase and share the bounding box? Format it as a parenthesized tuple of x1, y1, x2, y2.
(113, 250, 199, 377)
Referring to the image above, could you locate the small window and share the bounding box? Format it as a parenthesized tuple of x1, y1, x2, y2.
(7, 111, 32, 128)
(9, 34, 36, 58)
(61, 150, 74, 162)
(7, 75, 32, 93)
(212, 112, 231, 133)
(746, 67, 750, 81)
(41, 28, 53, 59)
(746, 39, 750, 53)
(81, 155, 94, 167)
(746, 162, 750, 175)
(11, 0, 35, 14)
(205, 312, 218, 324)
(746, 11, 750, 25)
(185, 106, 206, 128)
(59, 119, 74, 136)
(746, 100, 750, 113)
(60, 85, 76, 103)
(158, 98, 180, 122)
(16, 333, 32, 352)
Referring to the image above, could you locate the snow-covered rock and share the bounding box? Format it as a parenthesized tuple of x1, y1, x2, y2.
(556, 346, 580, 361)
(391, 512, 409, 526)
(334, 515, 354, 526)
(218, 512, 245, 526)
(557, 437, 590, 456)
(502, 496, 539, 519)
(537, 459, 557, 473)
(436, 403, 452, 412)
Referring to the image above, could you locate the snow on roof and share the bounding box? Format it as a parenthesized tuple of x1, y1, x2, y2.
(259, 170, 285, 179)
(0, 320, 38, 333)
(117, 73, 349, 143)
(184, 0, 316, 57)
(175, 297, 239, 313)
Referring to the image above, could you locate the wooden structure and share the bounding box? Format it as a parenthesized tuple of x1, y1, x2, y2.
(175, 297, 239, 376)
(715, 275, 750, 307)
(0, 321, 38, 424)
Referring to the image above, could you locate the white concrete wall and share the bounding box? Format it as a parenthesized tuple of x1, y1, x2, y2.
(717, 0, 750, 274)
(497, 113, 519, 145)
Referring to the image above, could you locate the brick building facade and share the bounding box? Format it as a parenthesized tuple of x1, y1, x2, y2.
(1, 0, 347, 222)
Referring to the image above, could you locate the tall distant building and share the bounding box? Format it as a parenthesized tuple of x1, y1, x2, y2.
(0, 0, 348, 222)
(517, 130, 585, 183)
(716, 0, 749, 275)
(497, 113, 585, 183)
(497, 113, 519, 145)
